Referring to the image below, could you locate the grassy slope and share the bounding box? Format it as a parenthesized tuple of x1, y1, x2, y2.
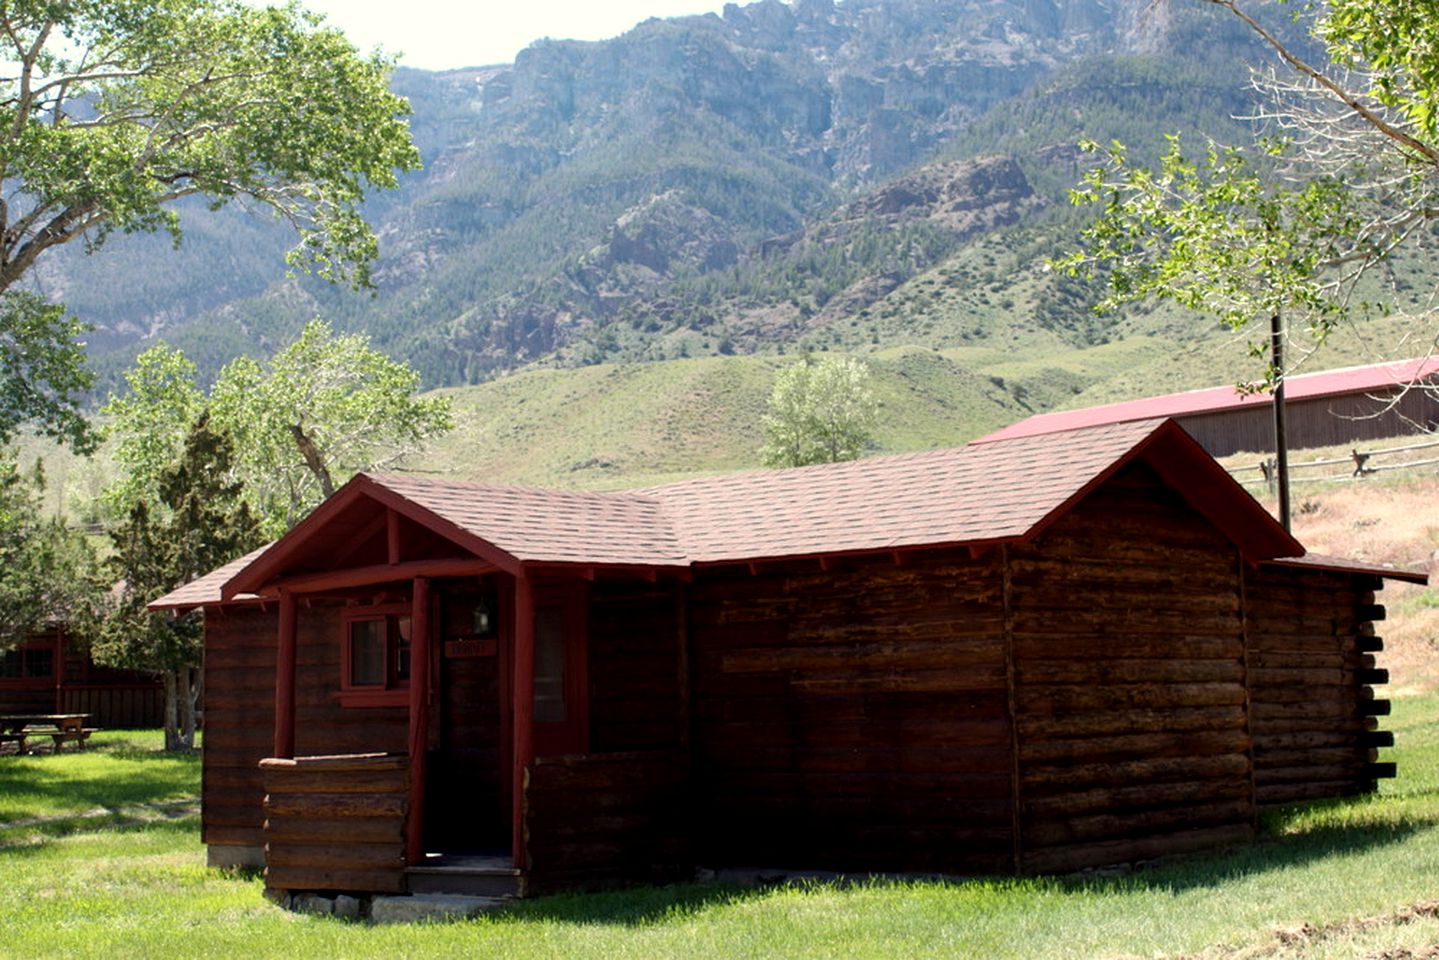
(1, 697, 1438, 957)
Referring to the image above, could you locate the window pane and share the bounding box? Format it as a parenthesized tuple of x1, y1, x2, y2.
(24, 648, 53, 679)
(0, 650, 19, 679)
(349, 620, 386, 686)
(393, 616, 412, 682)
(534, 604, 567, 723)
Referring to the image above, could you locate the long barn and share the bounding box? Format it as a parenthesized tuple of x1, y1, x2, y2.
(153, 418, 1422, 900)
(978, 357, 1439, 457)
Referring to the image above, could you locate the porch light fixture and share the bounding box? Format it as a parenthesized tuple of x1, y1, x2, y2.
(471, 597, 493, 637)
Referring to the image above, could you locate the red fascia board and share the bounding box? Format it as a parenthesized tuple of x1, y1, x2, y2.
(222, 475, 521, 600)
(355, 480, 524, 576)
(687, 537, 1017, 572)
(1015, 419, 1303, 561)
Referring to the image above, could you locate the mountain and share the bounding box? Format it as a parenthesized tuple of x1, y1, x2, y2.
(31, 0, 1320, 398)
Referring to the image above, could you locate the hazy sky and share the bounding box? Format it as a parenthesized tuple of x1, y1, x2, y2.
(282, 1, 734, 70)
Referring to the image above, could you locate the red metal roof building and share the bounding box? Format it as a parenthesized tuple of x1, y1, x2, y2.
(976, 357, 1439, 456)
(155, 418, 1421, 902)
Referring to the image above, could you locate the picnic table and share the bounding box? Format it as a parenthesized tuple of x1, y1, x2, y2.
(0, 714, 96, 754)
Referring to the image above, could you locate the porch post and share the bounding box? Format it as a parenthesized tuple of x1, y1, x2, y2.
(406, 577, 432, 865)
(274, 588, 296, 758)
(512, 571, 534, 868)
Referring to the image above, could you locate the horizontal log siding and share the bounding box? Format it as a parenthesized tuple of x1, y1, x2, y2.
(1011, 461, 1255, 874)
(201, 606, 276, 848)
(260, 753, 408, 893)
(1244, 565, 1388, 805)
(523, 750, 690, 895)
(589, 582, 684, 752)
(690, 551, 1015, 873)
(294, 603, 407, 757)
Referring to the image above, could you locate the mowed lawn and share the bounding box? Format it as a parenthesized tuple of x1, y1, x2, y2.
(3, 703, 1439, 960)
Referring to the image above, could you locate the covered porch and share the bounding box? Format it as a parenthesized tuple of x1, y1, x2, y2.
(221, 475, 693, 897)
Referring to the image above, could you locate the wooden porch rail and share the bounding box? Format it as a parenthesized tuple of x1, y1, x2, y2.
(260, 753, 409, 894)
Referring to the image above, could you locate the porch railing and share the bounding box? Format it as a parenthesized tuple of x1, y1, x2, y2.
(259, 753, 409, 894)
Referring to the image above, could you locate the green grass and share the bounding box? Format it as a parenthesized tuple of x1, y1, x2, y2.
(2, 702, 1439, 957)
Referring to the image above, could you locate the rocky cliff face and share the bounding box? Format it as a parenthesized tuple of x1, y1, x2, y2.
(53, 0, 1269, 391)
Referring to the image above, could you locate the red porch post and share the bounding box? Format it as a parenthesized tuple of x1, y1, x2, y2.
(274, 588, 296, 758)
(512, 571, 534, 868)
(406, 576, 432, 865)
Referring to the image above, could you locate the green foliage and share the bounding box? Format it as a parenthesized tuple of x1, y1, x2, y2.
(102, 321, 452, 540)
(761, 355, 879, 467)
(99, 343, 205, 521)
(210, 318, 454, 536)
(95, 412, 262, 750)
(0, 453, 98, 650)
(0, 292, 96, 451)
(1057, 135, 1367, 382)
(1310, 0, 1439, 142)
(0, 0, 420, 293)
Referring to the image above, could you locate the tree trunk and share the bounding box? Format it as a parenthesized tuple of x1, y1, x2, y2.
(289, 423, 335, 498)
(179, 666, 199, 751)
(162, 670, 180, 751)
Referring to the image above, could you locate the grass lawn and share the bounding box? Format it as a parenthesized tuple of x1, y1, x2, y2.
(2, 706, 1438, 959)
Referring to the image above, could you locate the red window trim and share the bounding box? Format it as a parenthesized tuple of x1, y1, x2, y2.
(337, 603, 412, 708)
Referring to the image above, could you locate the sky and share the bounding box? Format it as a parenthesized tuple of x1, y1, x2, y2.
(280, 1, 735, 71)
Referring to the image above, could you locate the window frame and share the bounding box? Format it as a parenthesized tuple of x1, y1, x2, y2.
(338, 602, 413, 708)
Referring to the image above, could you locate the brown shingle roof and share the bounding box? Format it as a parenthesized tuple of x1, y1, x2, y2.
(641, 418, 1164, 563)
(202, 417, 1313, 604)
(149, 544, 272, 610)
(371, 474, 688, 567)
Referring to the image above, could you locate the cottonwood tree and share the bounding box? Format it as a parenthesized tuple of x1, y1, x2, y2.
(104, 320, 453, 537)
(96, 412, 261, 751)
(761, 355, 878, 467)
(98, 343, 205, 520)
(0, 0, 421, 446)
(209, 319, 454, 536)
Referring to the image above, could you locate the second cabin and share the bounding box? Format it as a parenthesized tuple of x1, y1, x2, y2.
(153, 418, 1421, 899)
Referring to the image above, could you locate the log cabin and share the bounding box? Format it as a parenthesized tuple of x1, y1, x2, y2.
(151, 417, 1425, 900)
(0, 625, 164, 728)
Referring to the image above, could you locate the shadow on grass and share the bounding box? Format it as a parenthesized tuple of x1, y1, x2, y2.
(488, 794, 1439, 928)
(0, 808, 200, 857)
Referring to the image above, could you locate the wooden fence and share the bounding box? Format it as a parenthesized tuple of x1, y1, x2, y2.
(1229, 438, 1439, 491)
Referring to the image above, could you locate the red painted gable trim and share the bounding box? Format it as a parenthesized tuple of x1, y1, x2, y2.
(1015, 419, 1304, 561)
(223, 474, 522, 600)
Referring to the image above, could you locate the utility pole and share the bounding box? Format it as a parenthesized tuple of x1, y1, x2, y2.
(1271, 309, 1291, 532)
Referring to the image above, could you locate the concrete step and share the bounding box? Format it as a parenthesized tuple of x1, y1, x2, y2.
(370, 894, 510, 924)
(407, 853, 522, 898)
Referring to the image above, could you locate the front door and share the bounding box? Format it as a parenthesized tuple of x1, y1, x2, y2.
(426, 580, 507, 853)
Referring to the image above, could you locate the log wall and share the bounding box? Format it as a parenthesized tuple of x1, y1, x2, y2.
(524, 750, 690, 895)
(202, 605, 277, 849)
(261, 753, 408, 893)
(1244, 565, 1391, 805)
(1010, 461, 1256, 873)
(294, 603, 408, 757)
(689, 551, 1015, 873)
(588, 582, 685, 752)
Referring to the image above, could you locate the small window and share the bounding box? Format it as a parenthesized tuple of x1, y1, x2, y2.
(23, 647, 53, 679)
(0, 650, 19, 679)
(342, 608, 412, 698)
